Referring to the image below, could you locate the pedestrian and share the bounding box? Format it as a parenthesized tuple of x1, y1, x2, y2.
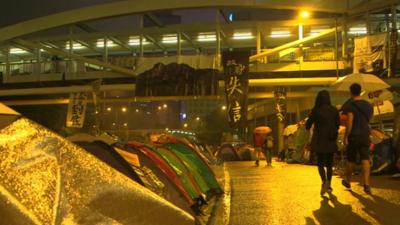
(253, 132, 265, 166)
(306, 90, 340, 196)
(341, 83, 373, 194)
(263, 134, 274, 166)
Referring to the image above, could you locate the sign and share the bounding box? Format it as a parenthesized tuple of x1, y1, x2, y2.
(66, 92, 88, 128)
(274, 87, 287, 122)
(304, 48, 335, 61)
(223, 51, 249, 129)
(353, 33, 387, 73)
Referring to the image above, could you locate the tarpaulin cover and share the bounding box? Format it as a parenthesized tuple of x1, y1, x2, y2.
(115, 144, 197, 216)
(128, 143, 202, 201)
(164, 143, 221, 194)
(0, 118, 194, 225)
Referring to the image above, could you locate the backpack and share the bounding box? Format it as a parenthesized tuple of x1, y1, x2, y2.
(265, 137, 274, 149)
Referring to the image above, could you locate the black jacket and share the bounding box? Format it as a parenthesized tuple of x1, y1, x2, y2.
(306, 105, 340, 153)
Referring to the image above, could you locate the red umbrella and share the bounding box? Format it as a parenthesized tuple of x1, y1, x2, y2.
(254, 126, 272, 134)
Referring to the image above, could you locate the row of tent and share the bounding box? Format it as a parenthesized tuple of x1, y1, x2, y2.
(0, 103, 222, 225)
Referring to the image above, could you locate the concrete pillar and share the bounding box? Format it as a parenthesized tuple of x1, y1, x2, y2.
(139, 15, 144, 58)
(103, 37, 108, 64)
(298, 23, 304, 75)
(366, 11, 371, 34)
(5, 47, 10, 83)
(342, 16, 348, 60)
(35, 48, 41, 75)
(335, 18, 339, 79)
(216, 9, 221, 69)
(177, 32, 182, 63)
(69, 26, 73, 56)
(257, 29, 261, 54)
(390, 5, 398, 77)
(278, 120, 285, 154)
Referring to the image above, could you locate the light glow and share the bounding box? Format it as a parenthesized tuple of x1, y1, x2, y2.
(65, 42, 86, 50)
(128, 36, 149, 46)
(300, 10, 311, 19)
(197, 32, 216, 42)
(233, 31, 254, 40)
(9, 48, 28, 54)
(270, 30, 291, 38)
(162, 34, 178, 44)
(96, 39, 116, 48)
(349, 26, 367, 35)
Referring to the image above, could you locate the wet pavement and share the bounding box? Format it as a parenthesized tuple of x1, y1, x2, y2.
(225, 160, 400, 225)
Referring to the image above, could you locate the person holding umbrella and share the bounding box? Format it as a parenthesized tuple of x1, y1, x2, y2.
(340, 83, 374, 194)
(253, 126, 271, 166)
(306, 90, 340, 196)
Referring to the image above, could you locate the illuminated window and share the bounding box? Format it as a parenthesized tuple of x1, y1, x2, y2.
(128, 36, 149, 46)
(233, 31, 254, 40)
(197, 32, 216, 42)
(270, 29, 291, 38)
(162, 34, 178, 44)
(9, 48, 28, 54)
(349, 26, 367, 35)
(96, 39, 116, 48)
(65, 42, 86, 50)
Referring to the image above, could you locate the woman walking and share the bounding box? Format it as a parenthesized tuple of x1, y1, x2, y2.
(306, 90, 340, 196)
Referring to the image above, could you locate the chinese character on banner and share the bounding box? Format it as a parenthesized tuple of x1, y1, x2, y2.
(274, 87, 287, 122)
(353, 33, 387, 74)
(66, 92, 88, 128)
(223, 51, 250, 129)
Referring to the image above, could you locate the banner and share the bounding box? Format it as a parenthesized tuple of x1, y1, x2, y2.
(66, 92, 88, 128)
(274, 87, 287, 122)
(222, 51, 249, 129)
(353, 33, 387, 74)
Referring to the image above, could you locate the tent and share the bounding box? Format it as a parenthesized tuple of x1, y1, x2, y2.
(215, 143, 240, 161)
(126, 142, 206, 214)
(0, 105, 195, 225)
(171, 134, 219, 165)
(68, 134, 144, 186)
(162, 142, 222, 197)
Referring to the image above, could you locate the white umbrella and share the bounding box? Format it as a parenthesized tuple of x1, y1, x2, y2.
(283, 124, 298, 136)
(330, 73, 390, 92)
(373, 100, 394, 116)
(361, 89, 393, 103)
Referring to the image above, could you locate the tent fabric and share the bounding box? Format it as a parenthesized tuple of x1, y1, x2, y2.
(0, 103, 21, 130)
(73, 140, 145, 186)
(216, 144, 240, 161)
(148, 145, 208, 194)
(0, 102, 20, 116)
(125, 142, 205, 215)
(372, 138, 396, 175)
(163, 143, 222, 196)
(115, 145, 197, 216)
(67, 133, 117, 145)
(0, 118, 195, 225)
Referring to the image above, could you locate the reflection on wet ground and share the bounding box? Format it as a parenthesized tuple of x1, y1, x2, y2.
(226, 161, 400, 225)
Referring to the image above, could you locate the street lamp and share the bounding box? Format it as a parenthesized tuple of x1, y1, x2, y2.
(121, 107, 127, 112)
(196, 117, 200, 121)
(107, 107, 112, 112)
(300, 10, 310, 19)
(221, 105, 227, 111)
(183, 123, 188, 128)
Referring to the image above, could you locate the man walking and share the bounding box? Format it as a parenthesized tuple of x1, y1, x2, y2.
(253, 132, 265, 166)
(342, 83, 373, 194)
